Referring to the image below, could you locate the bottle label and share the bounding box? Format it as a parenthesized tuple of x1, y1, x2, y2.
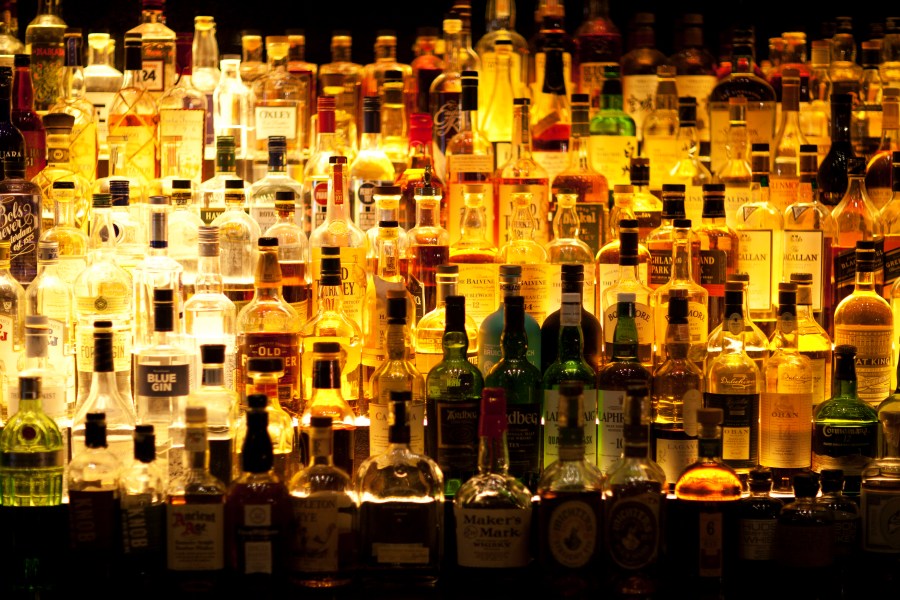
(675, 75, 717, 141)
(622, 74, 657, 138)
(520, 263, 554, 326)
(140, 58, 166, 93)
(811, 422, 878, 476)
(159, 108, 206, 181)
(76, 323, 132, 376)
(414, 328, 444, 377)
(353, 179, 395, 232)
(698, 510, 725, 577)
(136, 363, 191, 397)
(30, 43, 66, 112)
(653, 432, 698, 486)
(833, 246, 857, 306)
(684, 185, 704, 226)
(882, 234, 900, 297)
(642, 137, 680, 190)
(602, 301, 653, 347)
(861, 487, 900, 553)
(808, 356, 830, 407)
(310, 246, 368, 328)
(759, 391, 813, 469)
(290, 492, 354, 572)
(364, 501, 438, 564)
(542, 388, 598, 466)
(435, 400, 479, 472)
(454, 506, 532, 568)
(724, 184, 752, 230)
(86, 91, 117, 150)
(833, 326, 893, 406)
(699, 249, 727, 298)
(69, 489, 119, 550)
(370, 400, 425, 456)
(235, 504, 279, 574)
(0, 191, 40, 280)
(783, 230, 825, 311)
(736, 230, 774, 311)
(768, 175, 799, 215)
(560, 299, 581, 327)
(506, 402, 541, 480)
(546, 499, 598, 568)
(598, 388, 625, 473)
(240, 333, 301, 413)
(166, 503, 225, 571)
(589, 135, 637, 187)
(606, 492, 661, 569)
(709, 101, 776, 174)
(121, 502, 166, 558)
(654, 300, 708, 358)
(533, 150, 569, 183)
(446, 154, 494, 243)
(496, 180, 551, 245)
(738, 518, 777, 561)
(362, 276, 407, 368)
(776, 522, 834, 568)
(575, 202, 605, 257)
(454, 263, 499, 328)
(649, 249, 672, 287)
(704, 392, 759, 463)
(108, 123, 157, 186)
(255, 105, 298, 141)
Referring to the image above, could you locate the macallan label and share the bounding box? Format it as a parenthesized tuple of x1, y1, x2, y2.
(738, 518, 777, 561)
(783, 230, 825, 311)
(622, 74, 658, 137)
(606, 493, 661, 569)
(759, 391, 813, 469)
(542, 388, 598, 466)
(291, 492, 352, 573)
(255, 105, 299, 141)
(598, 389, 625, 473)
(861, 488, 900, 553)
(454, 506, 532, 568)
(589, 135, 637, 187)
(736, 229, 774, 310)
(166, 503, 225, 571)
(547, 499, 598, 568)
(833, 326, 893, 406)
(454, 263, 499, 327)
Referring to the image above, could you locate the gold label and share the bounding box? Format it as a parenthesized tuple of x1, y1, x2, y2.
(454, 263, 500, 328)
(589, 135, 637, 187)
(833, 326, 893, 406)
(310, 246, 367, 327)
(760, 391, 813, 468)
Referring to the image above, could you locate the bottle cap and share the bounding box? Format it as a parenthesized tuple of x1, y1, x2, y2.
(13, 53, 29, 67)
(172, 179, 192, 190)
(310, 415, 332, 429)
(258, 236, 278, 247)
(697, 407, 723, 426)
(673, 218, 691, 229)
(224, 179, 245, 189)
(247, 393, 268, 410)
(374, 184, 401, 195)
(42, 112, 76, 132)
(437, 264, 459, 275)
(313, 341, 341, 354)
(792, 472, 821, 498)
(247, 357, 284, 374)
(133, 425, 156, 463)
(200, 344, 226, 365)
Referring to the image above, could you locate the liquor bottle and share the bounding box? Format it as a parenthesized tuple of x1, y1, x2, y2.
(478, 264, 541, 374)
(452, 0, 481, 72)
(855, 41, 885, 160)
(287, 415, 356, 588)
(817, 93, 857, 207)
(251, 36, 304, 168)
(672, 407, 742, 596)
(407, 166, 450, 324)
(818, 469, 862, 578)
(703, 283, 760, 476)
(834, 241, 893, 407)
(0, 66, 24, 181)
(449, 184, 499, 328)
(0, 242, 22, 393)
(597, 201, 651, 316)
(588, 66, 637, 188)
(641, 65, 679, 191)
(696, 184, 738, 333)
(880, 154, 900, 300)
(573, 0, 621, 107)
(191, 16, 220, 159)
(537, 380, 605, 596)
(497, 191, 552, 325)
(48, 30, 98, 183)
(865, 88, 900, 210)
(166, 405, 227, 594)
(119, 425, 166, 587)
(494, 98, 551, 245)
(263, 192, 309, 323)
(126, 0, 176, 100)
(156, 33, 207, 184)
(644, 184, 700, 290)
(484, 296, 543, 490)
(319, 32, 363, 159)
(425, 295, 483, 495)
(784, 144, 836, 329)
(734, 175, 783, 337)
(630, 157, 662, 241)
(446, 71, 494, 245)
(542, 263, 601, 374)
(72, 194, 134, 403)
(480, 38, 515, 170)
(239, 360, 296, 483)
(550, 93, 608, 255)
(308, 157, 368, 328)
(718, 97, 753, 230)
(597, 294, 651, 472)
(369, 292, 425, 456)
(362, 31, 411, 100)
(18, 306, 70, 430)
(237, 237, 302, 416)
(212, 56, 254, 167)
(528, 0, 575, 99)
(734, 469, 783, 588)
(187, 344, 238, 486)
(109, 35, 159, 189)
(135, 288, 192, 480)
(84, 33, 122, 161)
(760, 283, 814, 492)
(108, 178, 146, 275)
(862, 399, 900, 558)
(833, 158, 883, 310)
(651, 295, 702, 490)
(300, 246, 363, 409)
(37, 178, 86, 286)
(769, 68, 808, 215)
(380, 69, 408, 175)
(11, 54, 46, 180)
(429, 16, 464, 182)
(132, 195, 183, 354)
(67, 412, 121, 581)
(708, 38, 777, 175)
(531, 32, 570, 182)
(670, 14, 717, 143)
(619, 12, 667, 141)
(362, 219, 408, 379)
(397, 113, 444, 230)
(250, 137, 304, 233)
(812, 345, 879, 494)
(602, 182, 636, 248)
(454, 388, 533, 575)
(200, 136, 240, 223)
(239, 31, 266, 85)
(350, 96, 395, 232)
(542, 285, 598, 468)
(0, 376, 64, 506)
(225, 393, 292, 588)
(546, 191, 596, 310)
(785, 272, 832, 406)
(365, 186, 409, 267)
(168, 180, 203, 297)
(805, 40, 832, 160)
(184, 226, 237, 391)
(603, 383, 666, 596)
(665, 96, 712, 225)
(211, 179, 259, 313)
(356, 393, 443, 586)
(25, 0, 66, 113)
(706, 276, 771, 375)
(0, 159, 39, 284)
(652, 219, 708, 366)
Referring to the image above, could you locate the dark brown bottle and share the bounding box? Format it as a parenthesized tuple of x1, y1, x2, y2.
(817, 93, 857, 207)
(540, 263, 602, 374)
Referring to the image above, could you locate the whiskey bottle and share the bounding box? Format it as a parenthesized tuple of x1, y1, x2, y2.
(734, 469, 783, 589)
(365, 185, 409, 266)
(212, 179, 259, 314)
(407, 165, 450, 324)
(83, 33, 122, 162)
(33, 114, 90, 234)
(641, 65, 679, 192)
(479, 39, 516, 170)
(251, 137, 304, 233)
(380, 70, 410, 179)
(670, 14, 717, 143)
(865, 88, 900, 211)
(619, 12, 666, 141)
(546, 191, 597, 312)
(477, 264, 541, 374)
(397, 113, 444, 230)
(644, 184, 700, 289)
(665, 96, 712, 225)
(126, 0, 176, 101)
(541, 263, 601, 374)
(629, 158, 662, 242)
(187, 344, 238, 486)
(860, 404, 900, 557)
(350, 96, 396, 231)
(199, 136, 241, 223)
(0, 160, 38, 285)
(881, 152, 900, 300)
(696, 183, 738, 333)
(817, 93, 857, 207)
(414, 264, 478, 376)
(596, 209, 649, 310)
(263, 192, 310, 323)
(786, 272, 833, 406)
(818, 469, 862, 573)
(11, 54, 46, 180)
(449, 184, 499, 328)
(454, 387, 533, 578)
(530, 32, 570, 182)
(706, 275, 770, 375)
(0, 66, 24, 183)
(318, 33, 363, 160)
(719, 97, 753, 231)
(588, 66, 637, 189)
(239, 358, 296, 484)
(37, 178, 87, 286)
(252, 36, 304, 168)
(25, 0, 66, 113)
(537, 380, 605, 597)
(769, 68, 807, 215)
(430, 16, 464, 182)
(573, 0, 621, 110)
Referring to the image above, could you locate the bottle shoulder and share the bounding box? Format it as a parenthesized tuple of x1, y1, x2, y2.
(455, 472, 533, 509)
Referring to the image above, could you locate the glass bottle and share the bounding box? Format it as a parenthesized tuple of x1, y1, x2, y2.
(719, 97, 754, 230)
(546, 191, 595, 310)
(407, 166, 450, 324)
(11, 54, 46, 181)
(212, 179, 259, 314)
(541, 262, 601, 375)
(0, 66, 24, 182)
(108, 36, 159, 189)
(619, 12, 667, 141)
(33, 113, 92, 233)
(641, 65, 679, 191)
(696, 183, 739, 333)
(0, 375, 64, 506)
(812, 344, 879, 495)
(783, 272, 833, 406)
(0, 158, 39, 284)
(862, 393, 900, 557)
(168, 180, 203, 298)
(454, 387, 533, 575)
(573, 0, 621, 106)
(355, 393, 444, 587)
(187, 343, 238, 487)
(819, 468, 862, 580)
(537, 380, 605, 597)
(480, 39, 516, 171)
(212, 56, 254, 166)
(191, 16, 220, 158)
(665, 96, 712, 225)
(199, 135, 240, 223)
(263, 192, 309, 324)
(865, 87, 900, 210)
(318, 33, 363, 160)
(769, 68, 808, 215)
(362, 30, 411, 100)
(429, 16, 464, 182)
(287, 414, 356, 589)
(734, 469, 783, 587)
(477, 264, 541, 374)
(126, 0, 176, 100)
(706, 275, 771, 376)
(365, 186, 408, 265)
(629, 158, 662, 242)
(397, 112, 444, 231)
(165, 405, 227, 595)
(252, 36, 304, 167)
(484, 296, 543, 490)
(350, 96, 395, 232)
(238, 360, 296, 484)
(644, 184, 700, 290)
(602, 383, 666, 596)
(239, 31, 266, 84)
(530, 32, 570, 182)
(83, 33, 122, 162)
(817, 93, 857, 207)
(449, 184, 499, 328)
(380, 69, 408, 175)
(0, 241, 22, 398)
(24, 0, 66, 113)
(853, 41, 885, 160)
(670, 14, 717, 143)
(237, 237, 302, 416)
(589, 65, 637, 188)
(477, 0, 529, 101)
(37, 178, 86, 286)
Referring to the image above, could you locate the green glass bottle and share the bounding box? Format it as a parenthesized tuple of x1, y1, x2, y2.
(426, 294, 485, 496)
(0, 375, 64, 506)
(485, 295, 543, 491)
(542, 287, 599, 469)
(477, 264, 541, 374)
(588, 65, 637, 189)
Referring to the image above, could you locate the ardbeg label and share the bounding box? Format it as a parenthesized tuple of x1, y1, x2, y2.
(455, 507, 532, 568)
(606, 492, 661, 569)
(435, 400, 479, 476)
(506, 402, 541, 482)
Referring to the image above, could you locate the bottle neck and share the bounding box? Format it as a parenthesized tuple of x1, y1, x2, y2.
(477, 431, 510, 475)
(671, 233, 693, 282)
(553, 203, 581, 239)
(854, 262, 877, 293)
(458, 202, 490, 243)
(415, 198, 441, 227)
(201, 365, 225, 387)
(195, 250, 224, 294)
(13, 67, 34, 110)
(831, 102, 852, 144)
(385, 322, 408, 360)
(308, 425, 336, 467)
(664, 321, 691, 359)
(558, 296, 585, 360)
(512, 105, 534, 159)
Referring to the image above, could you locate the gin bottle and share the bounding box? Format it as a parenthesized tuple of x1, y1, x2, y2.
(250, 136, 304, 233)
(212, 179, 259, 314)
(168, 179, 204, 298)
(0, 159, 41, 285)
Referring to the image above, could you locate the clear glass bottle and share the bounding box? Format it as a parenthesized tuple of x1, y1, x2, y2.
(0, 66, 25, 184)
(769, 68, 808, 215)
(252, 36, 304, 167)
(191, 16, 220, 159)
(187, 343, 238, 487)
(380, 69, 408, 175)
(545, 191, 596, 312)
(83, 33, 122, 162)
(318, 33, 363, 160)
(706, 275, 771, 375)
(480, 38, 516, 171)
(37, 178, 87, 286)
(239, 31, 266, 84)
(126, 0, 176, 100)
(718, 97, 754, 230)
(696, 184, 739, 333)
(22, 281, 73, 422)
(168, 180, 203, 297)
(199, 135, 241, 223)
(496, 191, 551, 325)
(211, 179, 259, 314)
(644, 184, 700, 290)
(24, 0, 66, 113)
(350, 96, 396, 232)
(641, 64, 679, 191)
(429, 16, 464, 182)
(449, 184, 499, 328)
(670, 14, 717, 144)
(263, 192, 309, 324)
(406, 167, 450, 324)
(303, 96, 343, 232)
(784, 272, 832, 406)
(665, 96, 712, 225)
(362, 30, 412, 100)
(250, 136, 304, 233)
(213, 56, 254, 165)
(398, 112, 444, 230)
(238, 361, 296, 484)
(32, 113, 91, 231)
(0, 241, 22, 401)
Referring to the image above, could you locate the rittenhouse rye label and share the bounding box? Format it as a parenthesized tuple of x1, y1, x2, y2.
(454, 507, 532, 568)
(290, 492, 354, 573)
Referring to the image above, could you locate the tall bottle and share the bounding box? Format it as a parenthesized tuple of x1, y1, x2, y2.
(817, 93, 857, 207)
(479, 38, 516, 170)
(20, 294, 71, 427)
(619, 12, 667, 141)
(665, 96, 712, 225)
(212, 56, 254, 167)
(719, 97, 753, 229)
(12, 54, 46, 180)
(696, 184, 738, 332)
(350, 96, 395, 232)
(769, 68, 808, 215)
(407, 166, 450, 324)
(477, 0, 530, 108)
(302, 96, 342, 231)
(263, 192, 309, 323)
(734, 468, 783, 589)
(641, 65, 679, 191)
(25, 0, 66, 113)
(531, 32, 570, 182)
(0, 66, 24, 181)
(865, 87, 900, 210)
(380, 69, 409, 175)
(318, 33, 363, 160)
(430, 16, 464, 181)
(477, 264, 541, 374)
(545, 191, 596, 311)
(785, 272, 833, 407)
(126, 0, 176, 101)
(449, 184, 499, 328)
(670, 14, 717, 143)
(541, 263, 601, 375)
(0, 158, 40, 285)
(397, 112, 444, 230)
(252, 36, 304, 169)
(588, 65, 637, 188)
(83, 33, 122, 161)
(191, 16, 220, 158)
(573, 0, 621, 109)
(211, 180, 259, 313)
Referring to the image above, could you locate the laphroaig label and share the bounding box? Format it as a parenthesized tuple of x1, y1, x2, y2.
(598, 389, 625, 473)
(454, 507, 532, 568)
(542, 388, 598, 466)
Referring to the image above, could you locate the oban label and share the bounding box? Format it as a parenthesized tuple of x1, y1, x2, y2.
(833, 326, 893, 406)
(760, 390, 813, 469)
(861, 487, 900, 553)
(606, 492, 661, 569)
(291, 492, 354, 573)
(542, 388, 598, 466)
(704, 392, 758, 464)
(454, 506, 532, 568)
(783, 230, 826, 311)
(167, 503, 225, 571)
(589, 135, 637, 187)
(811, 422, 878, 476)
(736, 229, 773, 311)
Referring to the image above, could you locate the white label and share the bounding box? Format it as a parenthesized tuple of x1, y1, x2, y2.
(642, 137, 680, 189)
(290, 492, 353, 572)
(369, 401, 424, 457)
(602, 301, 653, 345)
(736, 230, 773, 310)
(675, 75, 717, 141)
(861, 487, 900, 552)
(709, 101, 776, 174)
(699, 511, 724, 577)
(685, 184, 704, 227)
(783, 230, 824, 311)
(142, 59, 165, 92)
(724, 184, 752, 231)
(655, 437, 698, 485)
(768, 175, 799, 216)
(0, 314, 17, 375)
(454, 506, 532, 568)
(622, 74, 658, 138)
(833, 326, 893, 406)
(520, 263, 555, 326)
(542, 388, 598, 466)
(243, 540, 273, 574)
(598, 389, 625, 473)
(166, 503, 225, 570)
(739, 519, 778, 560)
(255, 105, 299, 141)
(589, 135, 638, 187)
(454, 263, 499, 328)
(722, 425, 751, 461)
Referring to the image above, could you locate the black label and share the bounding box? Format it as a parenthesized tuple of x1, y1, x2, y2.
(883, 241, 900, 285)
(200, 207, 225, 225)
(649, 250, 672, 286)
(69, 490, 120, 551)
(575, 203, 605, 256)
(436, 400, 479, 475)
(121, 502, 166, 557)
(507, 403, 542, 479)
(0, 192, 40, 282)
(699, 249, 727, 295)
(834, 247, 857, 289)
(812, 423, 878, 458)
(137, 363, 190, 397)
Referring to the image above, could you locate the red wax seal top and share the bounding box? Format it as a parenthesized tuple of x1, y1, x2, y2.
(479, 388, 507, 438)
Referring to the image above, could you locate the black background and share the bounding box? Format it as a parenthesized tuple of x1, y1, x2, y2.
(11, 1, 900, 70)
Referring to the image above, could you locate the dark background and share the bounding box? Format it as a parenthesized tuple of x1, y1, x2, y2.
(11, 1, 899, 68)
